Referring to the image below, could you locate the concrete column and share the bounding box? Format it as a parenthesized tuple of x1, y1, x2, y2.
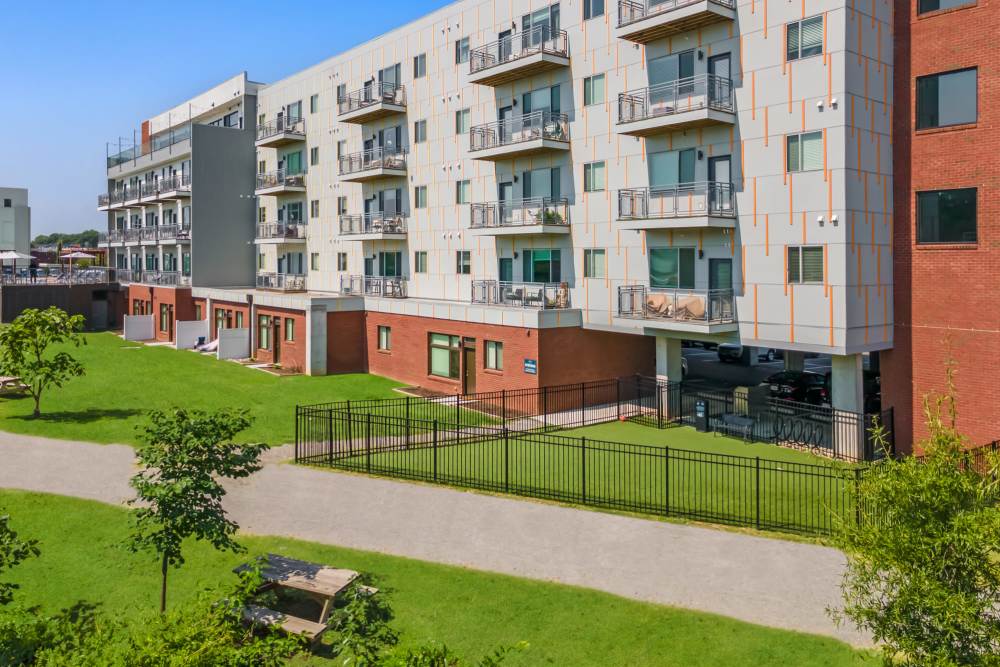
(832, 353, 865, 461)
(655, 336, 683, 384)
(784, 351, 805, 372)
(744, 347, 759, 367)
(306, 304, 328, 376)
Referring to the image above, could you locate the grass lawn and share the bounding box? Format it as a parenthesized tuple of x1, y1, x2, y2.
(0, 490, 875, 666)
(0, 332, 403, 446)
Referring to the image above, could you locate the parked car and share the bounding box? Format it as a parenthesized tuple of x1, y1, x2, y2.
(762, 371, 828, 403)
(717, 344, 781, 363)
(815, 371, 881, 412)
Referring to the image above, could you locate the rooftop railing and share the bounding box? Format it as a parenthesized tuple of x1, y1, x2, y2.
(256, 116, 305, 142)
(338, 146, 407, 176)
(107, 124, 192, 168)
(471, 280, 571, 309)
(470, 110, 569, 152)
(256, 169, 306, 190)
(340, 275, 408, 298)
(618, 74, 734, 123)
(469, 24, 569, 74)
(338, 82, 406, 114)
(256, 272, 307, 292)
(617, 285, 735, 324)
(140, 270, 187, 286)
(617, 182, 736, 220)
(470, 197, 569, 229)
(617, 0, 735, 27)
(339, 213, 408, 236)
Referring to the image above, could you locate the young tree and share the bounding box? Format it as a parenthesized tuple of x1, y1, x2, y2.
(0, 307, 86, 418)
(0, 512, 39, 605)
(126, 409, 268, 614)
(833, 381, 1000, 666)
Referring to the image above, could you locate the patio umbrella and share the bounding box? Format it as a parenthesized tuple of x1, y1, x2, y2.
(62, 251, 96, 275)
(0, 251, 33, 279)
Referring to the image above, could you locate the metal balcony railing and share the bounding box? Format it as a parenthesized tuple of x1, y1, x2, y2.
(107, 124, 192, 168)
(256, 116, 306, 142)
(256, 223, 307, 240)
(618, 285, 735, 324)
(140, 181, 158, 198)
(140, 227, 158, 242)
(469, 25, 569, 74)
(156, 224, 191, 241)
(117, 269, 141, 283)
(110, 190, 127, 205)
(617, 0, 735, 27)
(338, 146, 407, 176)
(471, 280, 571, 309)
(617, 182, 736, 220)
(470, 197, 569, 229)
(339, 213, 408, 236)
(338, 82, 406, 115)
(470, 111, 569, 152)
(97, 193, 111, 207)
(140, 270, 186, 286)
(256, 169, 306, 190)
(339, 275, 408, 298)
(256, 272, 307, 291)
(159, 173, 191, 192)
(123, 229, 141, 242)
(618, 74, 734, 123)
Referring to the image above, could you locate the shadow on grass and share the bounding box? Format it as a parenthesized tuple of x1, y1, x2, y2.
(9, 408, 145, 424)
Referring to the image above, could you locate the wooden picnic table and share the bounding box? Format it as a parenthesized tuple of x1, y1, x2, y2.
(0, 376, 28, 396)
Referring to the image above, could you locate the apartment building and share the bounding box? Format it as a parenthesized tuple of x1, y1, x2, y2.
(882, 0, 998, 453)
(0, 188, 31, 264)
(97, 73, 261, 342)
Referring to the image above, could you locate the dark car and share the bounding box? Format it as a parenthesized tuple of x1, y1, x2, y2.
(718, 344, 781, 363)
(814, 371, 881, 412)
(762, 371, 828, 403)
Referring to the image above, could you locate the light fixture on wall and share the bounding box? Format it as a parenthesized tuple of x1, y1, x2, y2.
(512, 99, 518, 107)
(698, 249, 705, 259)
(817, 215, 825, 226)
(697, 50, 705, 60)
(831, 214, 839, 226)
(697, 150, 704, 160)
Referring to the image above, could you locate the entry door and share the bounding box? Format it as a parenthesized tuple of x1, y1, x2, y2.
(166, 304, 175, 342)
(708, 155, 733, 213)
(462, 341, 476, 394)
(709, 259, 734, 320)
(498, 181, 514, 224)
(498, 29, 512, 62)
(498, 105, 514, 144)
(708, 53, 731, 108)
(498, 258, 513, 283)
(272, 320, 281, 365)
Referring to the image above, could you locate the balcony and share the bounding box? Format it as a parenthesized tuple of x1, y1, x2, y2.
(139, 227, 160, 244)
(140, 271, 190, 287)
(338, 147, 407, 182)
(256, 272, 307, 292)
(617, 285, 736, 332)
(117, 269, 142, 284)
(340, 275, 408, 299)
(468, 25, 570, 87)
(471, 280, 571, 309)
(255, 222, 307, 243)
(140, 180, 159, 202)
(339, 213, 408, 241)
(124, 187, 142, 207)
(618, 182, 737, 230)
(123, 228, 142, 243)
(255, 117, 306, 148)
(617, 75, 735, 136)
(469, 198, 570, 236)
(255, 170, 307, 196)
(97, 193, 111, 211)
(156, 224, 191, 242)
(157, 174, 192, 200)
(616, 0, 736, 43)
(338, 83, 406, 124)
(469, 111, 570, 161)
(109, 190, 127, 209)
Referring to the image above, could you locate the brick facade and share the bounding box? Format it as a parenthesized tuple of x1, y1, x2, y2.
(883, 1, 1000, 453)
(127, 285, 194, 342)
(208, 299, 250, 341)
(327, 310, 367, 374)
(254, 305, 306, 372)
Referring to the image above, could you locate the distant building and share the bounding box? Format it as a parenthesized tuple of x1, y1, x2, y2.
(0, 187, 31, 266)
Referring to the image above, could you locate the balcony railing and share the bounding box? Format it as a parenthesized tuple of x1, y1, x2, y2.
(156, 224, 191, 241)
(0, 267, 120, 287)
(256, 222, 307, 240)
(470, 111, 569, 152)
(256, 272, 307, 291)
(97, 193, 111, 207)
(469, 25, 569, 75)
(338, 147, 407, 176)
(123, 229, 141, 242)
(107, 124, 192, 168)
(471, 280, 571, 309)
(140, 181, 158, 198)
(140, 227, 159, 242)
(338, 82, 406, 115)
(256, 169, 306, 190)
(470, 197, 569, 229)
(618, 182, 736, 220)
(117, 269, 142, 283)
(140, 271, 188, 286)
(339, 213, 408, 236)
(159, 173, 191, 193)
(618, 74, 734, 123)
(618, 285, 735, 324)
(256, 116, 305, 142)
(339, 275, 408, 298)
(110, 190, 128, 205)
(617, 0, 735, 27)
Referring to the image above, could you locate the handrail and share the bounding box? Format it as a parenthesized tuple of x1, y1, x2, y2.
(618, 74, 734, 122)
(471, 280, 571, 309)
(617, 285, 735, 324)
(338, 146, 408, 175)
(617, 182, 736, 219)
(617, 0, 735, 27)
(107, 124, 192, 168)
(256, 169, 306, 190)
(469, 25, 569, 74)
(256, 116, 305, 141)
(470, 197, 569, 228)
(339, 213, 408, 235)
(470, 110, 569, 151)
(338, 82, 406, 114)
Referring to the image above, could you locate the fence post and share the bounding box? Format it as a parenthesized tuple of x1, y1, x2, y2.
(664, 446, 670, 516)
(581, 436, 587, 504)
(616, 378, 622, 421)
(294, 406, 300, 462)
(365, 412, 372, 474)
(854, 467, 863, 528)
(326, 409, 333, 467)
(501, 389, 507, 426)
(755, 456, 761, 531)
(503, 426, 509, 493)
(580, 382, 586, 426)
(405, 396, 411, 448)
(433, 419, 439, 482)
(656, 385, 663, 429)
(543, 385, 548, 430)
(455, 394, 460, 426)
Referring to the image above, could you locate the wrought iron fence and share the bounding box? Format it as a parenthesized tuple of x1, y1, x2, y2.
(469, 25, 569, 75)
(470, 111, 569, 152)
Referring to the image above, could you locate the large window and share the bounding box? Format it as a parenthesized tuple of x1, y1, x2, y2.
(378, 326, 391, 351)
(787, 246, 824, 284)
(786, 16, 823, 61)
(916, 68, 977, 129)
(284, 318, 295, 342)
(786, 132, 823, 172)
(649, 248, 695, 289)
(918, 0, 973, 13)
(455, 37, 469, 64)
(485, 340, 503, 371)
(258, 315, 271, 350)
(583, 74, 605, 106)
(583, 0, 604, 20)
(584, 161, 606, 192)
(429, 333, 461, 379)
(523, 249, 561, 283)
(917, 188, 977, 244)
(584, 249, 606, 279)
(649, 149, 696, 188)
(456, 250, 471, 275)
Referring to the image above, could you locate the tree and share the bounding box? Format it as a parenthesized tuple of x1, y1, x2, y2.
(833, 378, 1000, 666)
(0, 512, 39, 606)
(0, 307, 86, 418)
(126, 409, 268, 614)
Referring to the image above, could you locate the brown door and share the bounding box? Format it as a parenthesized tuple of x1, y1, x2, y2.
(462, 341, 476, 395)
(167, 304, 174, 342)
(272, 320, 281, 365)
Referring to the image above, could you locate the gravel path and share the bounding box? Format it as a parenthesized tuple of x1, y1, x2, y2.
(0, 432, 868, 647)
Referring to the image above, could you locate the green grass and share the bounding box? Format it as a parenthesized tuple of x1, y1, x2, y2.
(0, 332, 404, 446)
(0, 490, 876, 666)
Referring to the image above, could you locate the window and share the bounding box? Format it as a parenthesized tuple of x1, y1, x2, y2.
(455, 37, 470, 64)
(2, 198, 10, 208)
(258, 207, 267, 223)
(413, 53, 426, 78)
(284, 318, 295, 342)
(285, 202, 304, 223)
(787, 246, 825, 284)
(310, 94, 319, 113)
(414, 119, 427, 143)
(485, 340, 503, 371)
(258, 315, 271, 350)
(786, 131, 823, 172)
(159, 304, 169, 332)
(337, 196, 348, 215)
(337, 140, 347, 159)
(916, 68, 977, 129)
(584, 161, 606, 192)
(311, 252, 319, 270)
(236, 312, 244, 329)
(194, 303, 203, 321)
(786, 16, 823, 61)
(285, 150, 303, 174)
(310, 146, 319, 166)
(456, 250, 471, 274)
(522, 249, 561, 283)
(583, 74, 605, 106)
(429, 333, 461, 379)
(336, 83, 347, 103)
(917, 188, 977, 244)
(414, 251, 428, 273)
(456, 180, 470, 204)
(584, 249, 606, 279)
(583, 0, 604, 19)
(649, 248, 695, 289)
(258, 253, 265, 270)
(310, 200, 320, 218)
(257, 113, 265, 127)
(919, 0, 973, 12)
(649, 149, 696, 186)
(286, 101, 302, 120)
(455, 109, 470, 134)
(378, 326, 392, 351)
(258, 160, 266, 174)
(415, 186, 428, 209)
(337, 252, 348, 271)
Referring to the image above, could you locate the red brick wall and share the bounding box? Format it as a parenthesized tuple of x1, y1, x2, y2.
(327, 311, 367, 374)
(255, 306, 306, 372)
(126, 285, 192, 342)
(537, 328, 655, 388)
(192, 297, 207, 323)
(883, 1, 1000, 453)
(208, 300, 250, 341)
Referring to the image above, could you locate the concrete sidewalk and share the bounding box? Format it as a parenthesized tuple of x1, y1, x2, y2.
(0, 432, 868, 647)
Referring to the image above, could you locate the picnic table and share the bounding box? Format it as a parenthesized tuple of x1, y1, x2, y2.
(0, 376, 29, 396)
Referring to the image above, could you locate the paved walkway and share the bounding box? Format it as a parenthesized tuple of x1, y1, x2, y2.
(0, 433, 868, 647)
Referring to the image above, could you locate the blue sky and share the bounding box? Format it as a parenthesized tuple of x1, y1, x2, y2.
(0, 0, 443, 236)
